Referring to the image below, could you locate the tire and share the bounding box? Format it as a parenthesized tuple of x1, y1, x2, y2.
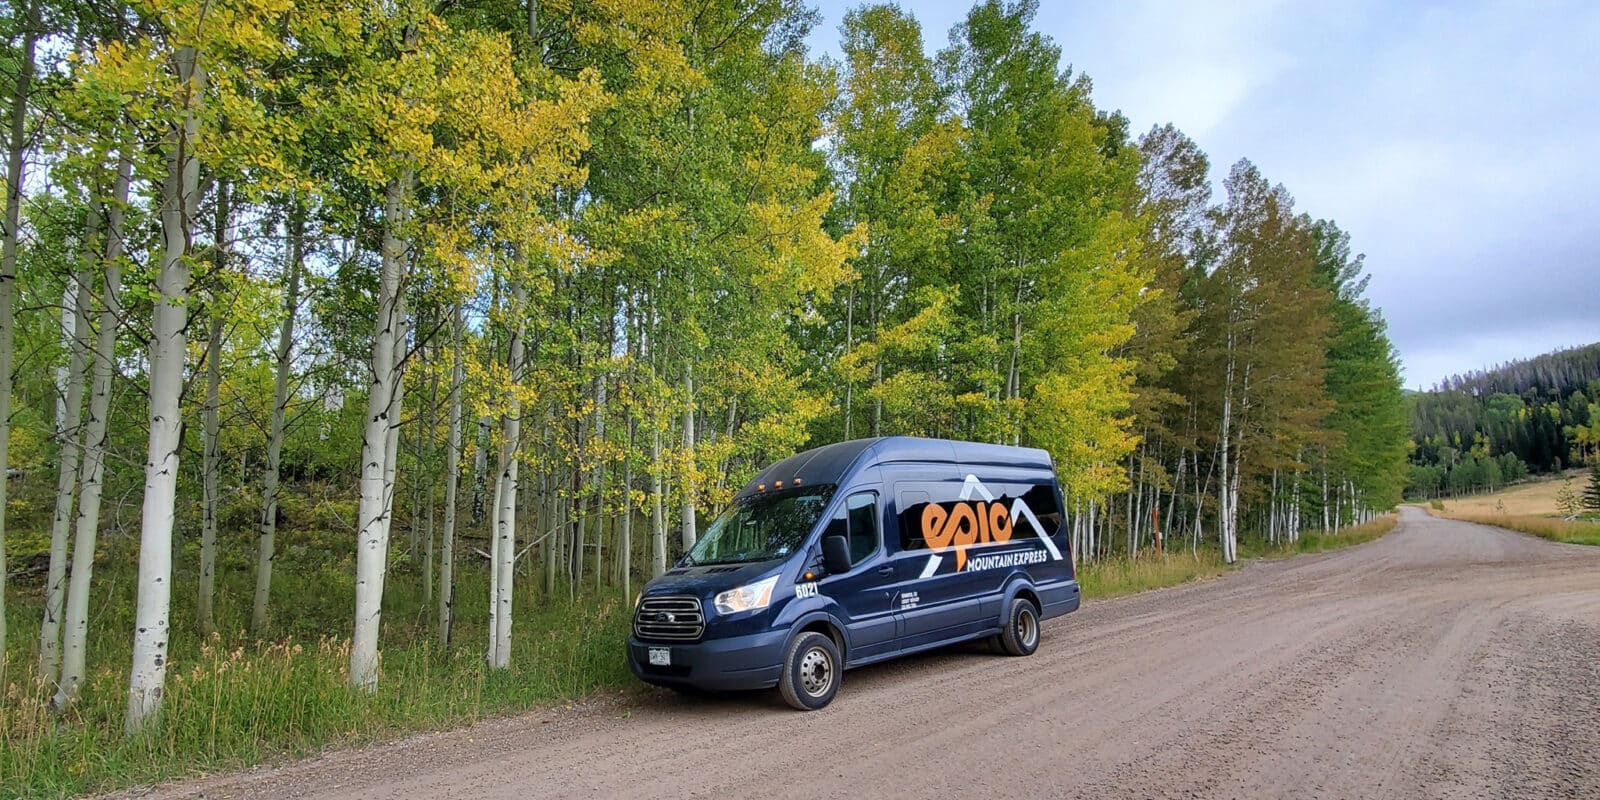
(778, 631, 841, 711)
(998, 597, 1041, 657)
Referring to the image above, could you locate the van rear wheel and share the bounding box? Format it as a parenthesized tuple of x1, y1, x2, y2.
(778, 631, 841, 710)
(998, 598, 1041, 656)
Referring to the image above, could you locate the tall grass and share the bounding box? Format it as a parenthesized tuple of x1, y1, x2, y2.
(1, 528, 635, 800)
(1442, 513, 1600, 546)
(1240, 514, 1398, 558)
(1076, 549, 1228, 598)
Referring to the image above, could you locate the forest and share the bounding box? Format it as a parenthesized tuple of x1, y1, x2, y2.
(0, 0, 1409, 791)
(1406, 343, 1600, 498)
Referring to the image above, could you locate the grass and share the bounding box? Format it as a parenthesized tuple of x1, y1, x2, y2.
(1439, 513, 1600, 546)
(1076, 515, 1398, 598)
(1076, 549, 1228, 598)
(1, 526, 636, 800)
(1419, 469, 1600, 546)
(2, 512, 1399, 798)
(1422, 468, 1590, 517)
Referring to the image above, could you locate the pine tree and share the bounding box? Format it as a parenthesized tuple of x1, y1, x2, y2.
(1583, 463, 1600, 513)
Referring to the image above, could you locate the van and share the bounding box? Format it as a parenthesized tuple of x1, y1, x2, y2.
(626, 436, 1080, 710)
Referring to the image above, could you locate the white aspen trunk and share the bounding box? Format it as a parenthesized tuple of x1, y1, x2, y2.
(680, 365, 697, 551)
(380, 321, 406, 547)
(651, 420, 666, 576)
(253, 207, 302, 632)
(128, 49, 205, 734)
(1086, 500, 1097, 564)
(1321, 464, 1330, 533)
(490, 280, 526, 669)
(1268, 469, 1279, 546)
(350, 170, 410, 693)
(438, 303, 462, 648)
(198, 178, 230, 636)
(55, 157, 130, 708)
(421, 359, 437, 605)
(1166, 453, 1185, 556)
(487, 458, 504, 659)
(1126, 456, 1136, 558)
(591, 370, 607, 589)
(41, 245, 93, 678)
(1218, 340, 1236, 564)
(620, 416, 635, 601)
(1070, 501, 1081, 566)
(54, 279, 77, 436)
(843, 284, 853, 439)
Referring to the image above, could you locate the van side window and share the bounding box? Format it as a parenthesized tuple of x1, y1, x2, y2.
(896, 489, 932, 550)
(846, 493, 878, 563)
(824, 492, 880, 567)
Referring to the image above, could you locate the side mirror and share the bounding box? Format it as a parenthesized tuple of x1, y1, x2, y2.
(821, 535, 852, 575)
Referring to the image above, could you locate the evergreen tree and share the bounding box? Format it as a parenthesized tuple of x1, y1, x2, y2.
(1584, 463, 1600, 513)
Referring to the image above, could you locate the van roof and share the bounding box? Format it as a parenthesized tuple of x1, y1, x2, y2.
(736, 436, 1054, 501)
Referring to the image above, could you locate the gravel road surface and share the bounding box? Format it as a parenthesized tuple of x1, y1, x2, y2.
(119, 507, 1600, 800)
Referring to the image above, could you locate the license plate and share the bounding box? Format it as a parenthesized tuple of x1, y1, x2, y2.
(648, 647, 671, 666)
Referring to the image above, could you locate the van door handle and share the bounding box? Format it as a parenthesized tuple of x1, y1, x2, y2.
(877, 565, 895, 576)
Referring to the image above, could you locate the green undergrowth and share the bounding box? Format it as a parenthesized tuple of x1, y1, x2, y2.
(1, 539, 633, 800)
(1079, 514, 1397, 598)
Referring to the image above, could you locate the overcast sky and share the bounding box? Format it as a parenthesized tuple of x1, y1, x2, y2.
(806, 0, 1600, 389)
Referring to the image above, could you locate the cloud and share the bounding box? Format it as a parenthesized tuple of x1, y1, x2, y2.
(807, 1, 1600, 386)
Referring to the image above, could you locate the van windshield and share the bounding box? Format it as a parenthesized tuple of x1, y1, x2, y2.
(685, 485, 837, 566)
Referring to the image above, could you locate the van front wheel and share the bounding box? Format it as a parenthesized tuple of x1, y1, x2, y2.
(998, 598, 1041, 656)
(778, 631, 841, 710)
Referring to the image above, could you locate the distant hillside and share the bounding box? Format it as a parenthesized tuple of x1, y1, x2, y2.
(1407, 343, 1600, 498)
(1428, 342, 1600, 397)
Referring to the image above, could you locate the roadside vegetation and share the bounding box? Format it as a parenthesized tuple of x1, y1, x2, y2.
(1079, 515, 1399, 598)
(1423, 466, 1600, 546)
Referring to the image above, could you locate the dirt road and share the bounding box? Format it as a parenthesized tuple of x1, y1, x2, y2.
(124, 508, 1600, 800)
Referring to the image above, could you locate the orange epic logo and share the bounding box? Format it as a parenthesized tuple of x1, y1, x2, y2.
(921, 500, 1013, 572)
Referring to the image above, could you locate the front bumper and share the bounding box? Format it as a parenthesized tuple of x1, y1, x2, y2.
(627, 627, 788, 691)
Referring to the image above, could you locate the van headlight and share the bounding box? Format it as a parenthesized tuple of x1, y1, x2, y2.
(633, 592, 642, 609)
(713, 575, 778, 615)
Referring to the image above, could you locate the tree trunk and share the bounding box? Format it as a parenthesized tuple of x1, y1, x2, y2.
(253, 205, 302, 632)
(439, 303, 463, 648)
(54, 156, 130, 709)
(350, 170, 411, 693)
(422, 354, 438, 606)
(591, 366, 608, 590)
(680, 365, 697, 551)
(0, 7, 37, 664)
(1218, 330, 1237, 564)
(198, 178, 230, 637)
(489, 280, 526, 669)
(651, 418, 666, 576)
(843, 284, 854, 440)
(128, 48, 205, 734)
(41, 219, 95, 678)
(620, 415, 635, 600)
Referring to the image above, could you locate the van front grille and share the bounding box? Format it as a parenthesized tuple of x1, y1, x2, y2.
(634, 596, 705, 641)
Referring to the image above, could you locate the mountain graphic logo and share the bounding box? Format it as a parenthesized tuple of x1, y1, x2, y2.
(916, 474, 1064, 578)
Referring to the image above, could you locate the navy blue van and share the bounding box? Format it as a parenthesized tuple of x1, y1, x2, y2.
(626, 436, 1080, 710)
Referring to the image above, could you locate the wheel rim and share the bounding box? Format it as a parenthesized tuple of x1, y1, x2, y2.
(798, 646, 833, 697)
(1016, 607, 1038, 649)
